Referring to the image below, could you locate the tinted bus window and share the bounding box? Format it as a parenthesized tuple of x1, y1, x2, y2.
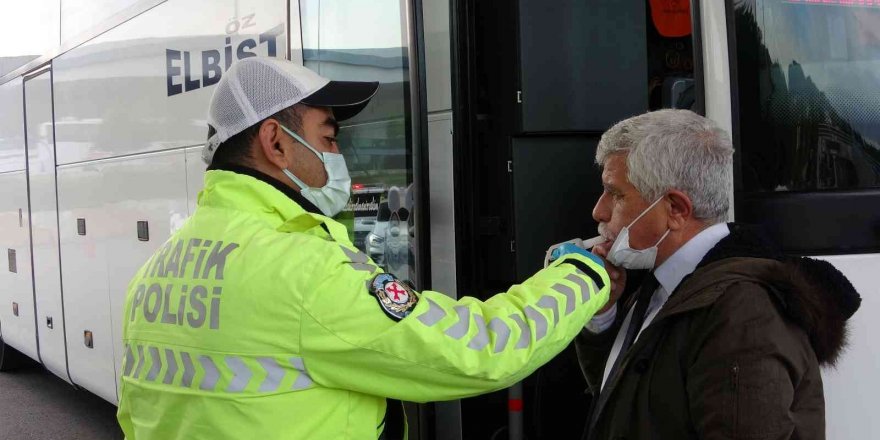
(734, 0, 880, 192)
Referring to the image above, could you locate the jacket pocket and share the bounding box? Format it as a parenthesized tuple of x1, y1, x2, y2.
(726, 358, 789, 438)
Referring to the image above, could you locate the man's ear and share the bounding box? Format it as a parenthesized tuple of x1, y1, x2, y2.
(256, 118, 288, 169)
(666, 189, 693, 231)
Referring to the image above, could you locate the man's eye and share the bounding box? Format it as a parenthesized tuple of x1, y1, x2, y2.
(326, 137, 338, 144)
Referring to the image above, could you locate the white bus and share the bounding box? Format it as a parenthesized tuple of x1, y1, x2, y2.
(0, 0, 876, 438)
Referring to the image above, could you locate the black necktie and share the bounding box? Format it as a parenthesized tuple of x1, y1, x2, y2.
(604, 272, 659, 384)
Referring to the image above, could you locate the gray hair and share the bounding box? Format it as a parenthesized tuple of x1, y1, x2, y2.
(596, 109, 733, 223)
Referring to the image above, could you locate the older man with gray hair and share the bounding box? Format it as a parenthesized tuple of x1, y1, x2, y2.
(576, 109, 860, 440)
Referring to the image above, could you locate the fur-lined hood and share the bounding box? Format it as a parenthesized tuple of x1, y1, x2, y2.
(673, 224, 862, 366)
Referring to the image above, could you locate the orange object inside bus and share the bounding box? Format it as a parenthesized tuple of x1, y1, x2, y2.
(649, 0, 692, 38)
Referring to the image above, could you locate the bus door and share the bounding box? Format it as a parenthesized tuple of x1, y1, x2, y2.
(0, 78, 40, 366)
(23, 64, 72, 384)
(451, 0, 698, 438)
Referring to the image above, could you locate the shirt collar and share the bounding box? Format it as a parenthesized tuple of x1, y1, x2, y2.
(654, 222, 730, 296)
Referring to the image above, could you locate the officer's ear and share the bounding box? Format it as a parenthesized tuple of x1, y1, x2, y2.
(256, 118, 291, 170)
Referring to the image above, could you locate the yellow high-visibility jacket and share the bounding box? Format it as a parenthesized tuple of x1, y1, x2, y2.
(117, 168, 609, 439)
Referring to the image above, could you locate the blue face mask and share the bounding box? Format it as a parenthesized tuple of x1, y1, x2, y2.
(279, 125, 352, 217)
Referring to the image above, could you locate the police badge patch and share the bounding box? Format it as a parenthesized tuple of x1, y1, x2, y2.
(369, 273, 420, 321)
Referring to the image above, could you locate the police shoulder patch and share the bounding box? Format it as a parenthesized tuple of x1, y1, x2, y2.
(369, 273, 420, 321)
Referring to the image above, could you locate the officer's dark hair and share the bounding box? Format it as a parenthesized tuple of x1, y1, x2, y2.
(208, 104, 305, 167)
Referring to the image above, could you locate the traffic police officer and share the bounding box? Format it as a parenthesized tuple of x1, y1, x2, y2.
(117, 57, 611, 439)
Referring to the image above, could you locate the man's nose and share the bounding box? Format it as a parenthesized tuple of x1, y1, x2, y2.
(593, 192, 610, 223)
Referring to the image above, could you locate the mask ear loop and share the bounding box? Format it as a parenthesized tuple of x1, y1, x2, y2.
(626, 195, 667, 229)
(282, 168, 309, 191)
(612, 195, 669, 262)
(653, 228, 671, 247)
(642, 196, 672, 248)
(279, 124, 324, 191)
(280, 125, 324, 162)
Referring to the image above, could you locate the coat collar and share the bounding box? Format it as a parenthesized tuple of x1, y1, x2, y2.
(654, 257, 779, 321)
(651, 223, 779, 321)
(197, 166, 350, 243)
(205, 163, 322, 215)
(653, 223, 729, 299)
(651, 223, 859, 365)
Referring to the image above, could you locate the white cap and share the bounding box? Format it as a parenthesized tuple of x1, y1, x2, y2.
(203, 57, 379, 164)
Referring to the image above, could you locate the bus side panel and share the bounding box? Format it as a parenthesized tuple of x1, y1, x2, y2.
(0, 78, 39, 362)
(57, 162, 119, 404)
(820, 254, 880, 439)
(24, 70, 71, 383)
(51, 0, 289, 166)
(98, 150, 190, 393)
(0, 170, 40, 362)
(57, 150, 189, 403)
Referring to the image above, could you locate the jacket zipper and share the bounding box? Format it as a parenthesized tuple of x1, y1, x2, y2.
(730, 363, 739, 391)
(730, 362, 739, 437)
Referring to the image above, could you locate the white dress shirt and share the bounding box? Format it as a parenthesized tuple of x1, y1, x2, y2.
(588, 223, 730, 390)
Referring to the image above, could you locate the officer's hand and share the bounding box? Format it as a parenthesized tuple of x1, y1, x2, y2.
(591, 245, 625, 314)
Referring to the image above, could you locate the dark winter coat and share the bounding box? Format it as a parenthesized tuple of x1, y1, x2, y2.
(576, 224, 861, 440)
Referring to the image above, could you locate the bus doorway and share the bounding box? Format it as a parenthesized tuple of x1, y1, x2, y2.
(450, 0, 698, 437)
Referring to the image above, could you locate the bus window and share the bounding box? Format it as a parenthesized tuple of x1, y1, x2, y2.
(734, 0, 880, 192)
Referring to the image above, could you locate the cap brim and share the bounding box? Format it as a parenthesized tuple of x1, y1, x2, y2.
(301, 80, 380, 121)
